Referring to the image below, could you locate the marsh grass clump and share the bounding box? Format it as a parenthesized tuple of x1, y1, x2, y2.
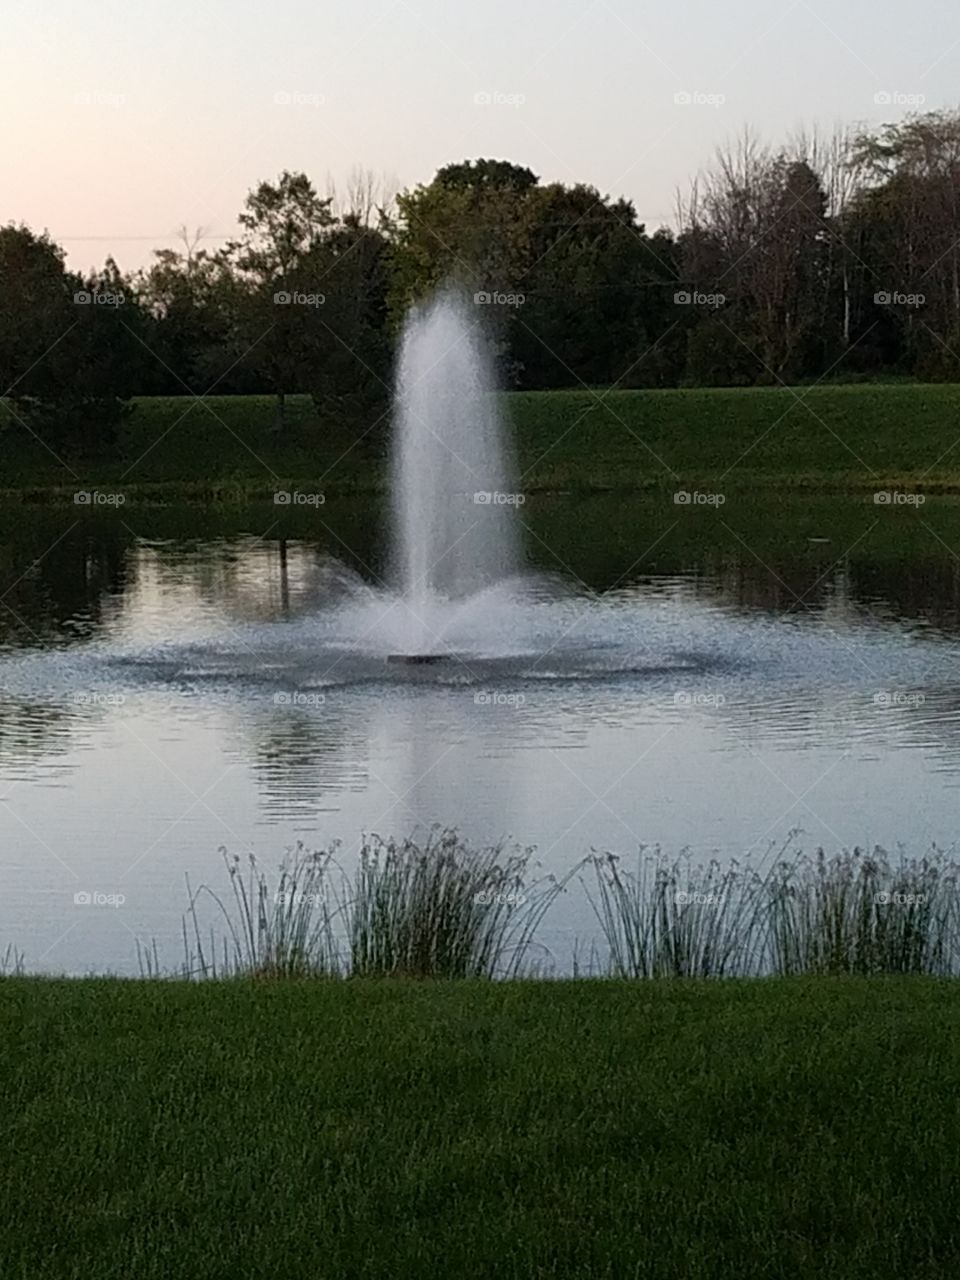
(583, 850, 769, 978)
(350, 829, 564, 978)
(586, 844, 960, 979)
(183, 845, 345, 979)
(0, 944, 24, 978)
(766, 847, 960, 976)
(182, 829, 566, 980)
(175, 837, 960, 981)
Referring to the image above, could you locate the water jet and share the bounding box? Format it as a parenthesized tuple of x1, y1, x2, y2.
(386, 288, 521, 664)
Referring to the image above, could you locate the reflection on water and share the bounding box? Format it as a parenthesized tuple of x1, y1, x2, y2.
(3, 495, 960, 975)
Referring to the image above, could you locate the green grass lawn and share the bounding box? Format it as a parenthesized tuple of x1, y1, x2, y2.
(2, 383, 960, 499)
(2, 976, 959, 1278)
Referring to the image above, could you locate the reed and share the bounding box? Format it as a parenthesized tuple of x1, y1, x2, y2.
(183, 845, 345, 979)
(766, 848, 960, 976)
(586, 844, 960, 979)
(583, 849, 770, 978)
(181, 830, 566, 980)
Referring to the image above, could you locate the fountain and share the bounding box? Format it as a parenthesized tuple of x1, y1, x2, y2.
(387, 289, 521, 662)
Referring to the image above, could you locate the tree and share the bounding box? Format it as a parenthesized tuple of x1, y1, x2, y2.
(0, 225, 140, 453)
(225, 171, 336, 432)
(390, 159, 541, 322)
(514, 184, 678, 389)
(309, 213, 393, 445)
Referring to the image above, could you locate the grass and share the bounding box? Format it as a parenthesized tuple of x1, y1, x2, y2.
(766, 848, 960, 976)
(1, 975, 959, 1277)
(4, 383, 960, 498)
(348, 831, 563, 978)
(164, 838, 960, 983)
(586, 846, 960, 979)
(583, 851, 770, 978)
(177, 831, 567, 980)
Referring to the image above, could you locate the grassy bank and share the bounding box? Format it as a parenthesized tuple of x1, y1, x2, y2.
(2, 383, 960, 499)
(0, 976, 957, 1278)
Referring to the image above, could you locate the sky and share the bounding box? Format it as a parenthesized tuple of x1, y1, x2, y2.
(3, 0, 958, 274)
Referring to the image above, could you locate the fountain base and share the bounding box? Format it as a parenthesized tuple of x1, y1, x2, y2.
(386, 654, 450, 665)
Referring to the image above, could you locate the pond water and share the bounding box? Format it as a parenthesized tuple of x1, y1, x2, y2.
(1, 495, 959, 974)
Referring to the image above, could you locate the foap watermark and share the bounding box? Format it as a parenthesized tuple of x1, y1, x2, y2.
(674, 90, 725, 108)
(875, 890, 927, 905)
(474, 691, 526, 708)
(74, 289, 124, 307)
(473, 90, 526, 107)
(674, 690, 726, 708)
(74, 89, 126, 108)
(675, 890, 724, 906)
(874, 90, 926, 107)
(674, 490, 725, 506)
(74, 490, 125, 506)
(873, 491, 925, 506)
(274, 691, 326, 708)
(474, 491, 525, 506)
(874, 290, 924, 308)
(74, 890, 125, 908)
(73, 692, 125, 708)
(474, 290, 525, 308)
(273, 90, 325, 107)
(674, 290, 725, 308)
(274, 490, 325, 506)
(474, 889, 527, 906)
(275, 890, 325, 906)
(273, 290, 325, 307)
(874, 690, 925, 709)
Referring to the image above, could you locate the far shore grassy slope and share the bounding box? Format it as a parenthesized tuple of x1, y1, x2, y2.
(1, 383, 957, 500)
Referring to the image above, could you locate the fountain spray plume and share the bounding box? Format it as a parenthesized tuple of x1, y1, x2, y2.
(388, 286, 521, 661)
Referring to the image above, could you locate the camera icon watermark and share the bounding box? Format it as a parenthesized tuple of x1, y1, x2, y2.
(673, 90, 725, 108)
(273, 90, 324, 107)
(72, 692, 125, 708)
(474, 691, 526, 708)
(73, 490, 126, 506)
(674, 490, 725, 506)
(74, 890, 125, 908)
(873, 690, 925, 709)
(473, 290, 525, 308)
(473, 491, 525, 506)
(674, 290, 725, 307)
(874, 290, 924, 308)
(674, 690, 726, 708)
(273, 691, 326, 708)
(74, 289, 125, 307)
(74, 90, 126, 108)
(874, 90, 925, 107)
(473, 90, 526, 107)
(273, 290, 325, 307)
(273, 490, 325, 506)
(873, 491, 925, 506)
(674, 890, 723, 906)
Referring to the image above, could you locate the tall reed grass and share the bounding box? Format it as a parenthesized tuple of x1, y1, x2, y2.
(181, 830, 567, 980)
(582, 850, 770, 978)
(158, 836, 960, 981)
(766, 848, 960, 976)
(586, 845, 960, 979)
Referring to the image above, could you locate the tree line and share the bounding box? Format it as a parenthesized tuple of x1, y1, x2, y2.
(3, 110, 960, 453)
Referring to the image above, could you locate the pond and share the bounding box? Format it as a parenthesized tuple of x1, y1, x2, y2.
(1, 493, 959, 974)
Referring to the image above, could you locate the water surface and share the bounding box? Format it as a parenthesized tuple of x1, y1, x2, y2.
(2, 495, 959, 974)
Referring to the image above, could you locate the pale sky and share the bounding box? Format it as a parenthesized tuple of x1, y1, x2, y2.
(3, 0, 958, 274)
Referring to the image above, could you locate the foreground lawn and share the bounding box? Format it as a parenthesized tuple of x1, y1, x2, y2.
(1, 977, 958, 1278)
(3, 383, 960, 497)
